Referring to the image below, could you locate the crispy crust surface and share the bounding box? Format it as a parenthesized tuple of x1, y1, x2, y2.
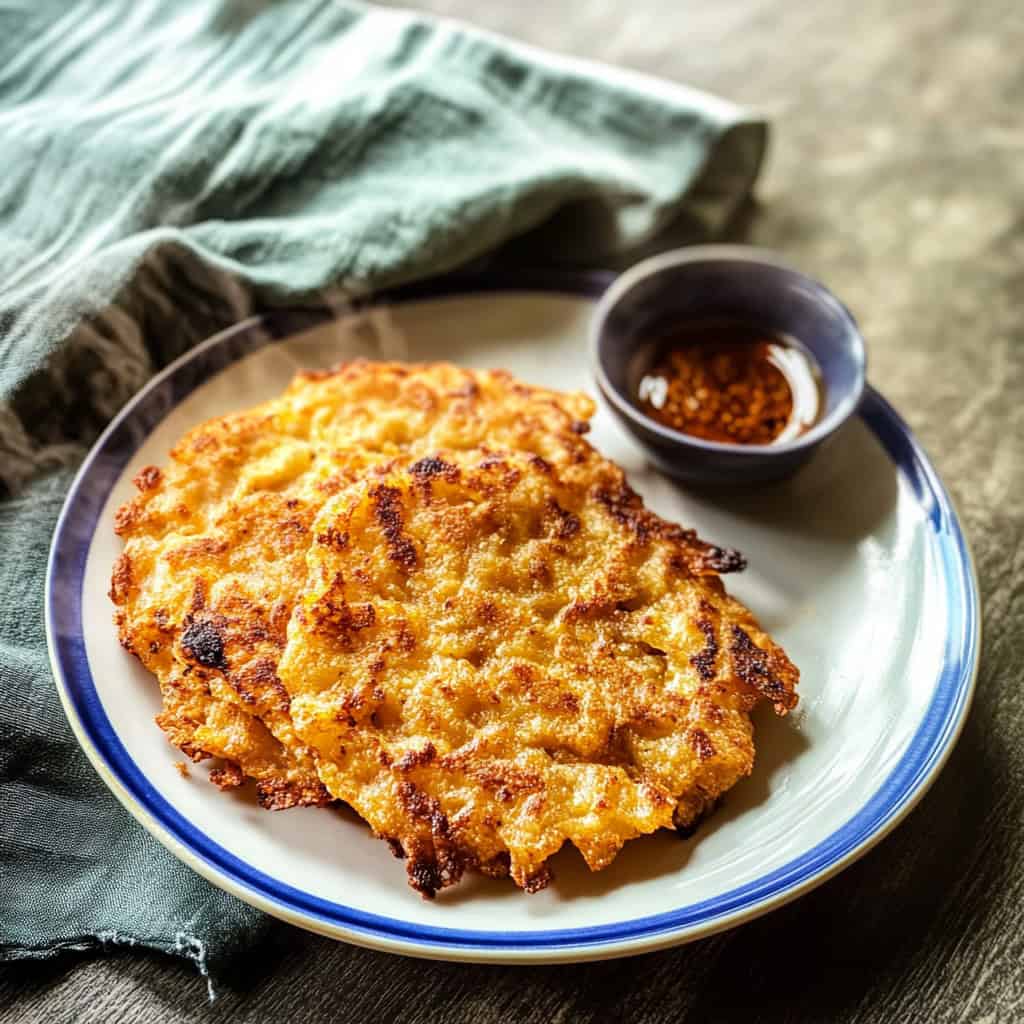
(111, 359, 797, 896)
(278, 448, 797, 896)
(111, 362, 596, 807)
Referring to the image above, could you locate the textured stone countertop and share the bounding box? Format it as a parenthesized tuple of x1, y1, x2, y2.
(3, 1, 1022, 1022)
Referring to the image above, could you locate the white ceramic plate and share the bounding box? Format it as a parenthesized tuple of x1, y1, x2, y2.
(46, 273, 979, 963)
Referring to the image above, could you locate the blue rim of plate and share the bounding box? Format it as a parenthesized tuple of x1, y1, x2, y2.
(46, 270, 980, 960)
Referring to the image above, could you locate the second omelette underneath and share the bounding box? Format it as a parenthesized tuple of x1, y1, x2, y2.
(111, 360, 798, 898)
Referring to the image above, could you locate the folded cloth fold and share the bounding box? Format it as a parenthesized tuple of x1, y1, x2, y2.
(0, 0, 766, 974)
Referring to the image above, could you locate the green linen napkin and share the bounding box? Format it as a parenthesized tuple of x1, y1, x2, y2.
(0, 0, 766, 975)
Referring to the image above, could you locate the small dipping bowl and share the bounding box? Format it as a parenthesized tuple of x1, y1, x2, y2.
(590, 246, 867, 485)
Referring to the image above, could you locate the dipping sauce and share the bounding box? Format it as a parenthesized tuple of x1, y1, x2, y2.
(636, 321, 822, 445)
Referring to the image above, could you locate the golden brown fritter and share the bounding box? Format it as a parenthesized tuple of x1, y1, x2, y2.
(278, 447, 798, 897)
(110, 361, 596, 807)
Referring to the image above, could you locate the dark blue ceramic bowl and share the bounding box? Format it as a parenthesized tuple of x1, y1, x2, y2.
(590, 246, 867, 485)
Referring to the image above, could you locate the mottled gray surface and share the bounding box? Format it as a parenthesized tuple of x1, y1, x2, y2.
(3, 0, 1022, 1021)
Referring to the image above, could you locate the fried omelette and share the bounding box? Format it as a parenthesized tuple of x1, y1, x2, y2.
(111, 358, 798, 896)
(278, 446, 798, 896)
(110, 362, 597, 809)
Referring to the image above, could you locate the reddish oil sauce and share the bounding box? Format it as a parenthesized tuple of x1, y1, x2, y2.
(636, 321, 822, 445)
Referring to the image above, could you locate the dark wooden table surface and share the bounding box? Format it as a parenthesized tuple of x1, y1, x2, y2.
(3, 1, 1022, 1021)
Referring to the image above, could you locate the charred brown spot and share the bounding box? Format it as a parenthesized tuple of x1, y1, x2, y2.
(336, 686, 375, 726)
(394, 622, 417, 653)
(181, 617, 228, 672)
(316, 476, 345, 497)
(410, 456, 459, 481)
(132, 465, 162, 492)
(688, 728, 716, 761)
(529, 454, 553, 474)
(559, 692, 580, 713)
(474, 455, 524, 490)
(109, 552, 133, 605)
(167, 537, 228, 564)
(217, 596, 271, 648)
(690, 619, 719, 681)
(371, 484, 417, 570)
(308, 576, 377, 648)
(670, 540, 745, 576)
(396, 742, 437, 772)
(349, 603, 376, 630)
(256, 778, 333, 810)
(699, 544, 747, 574)
(593, 479, 744, 576)
(729, 626, 798, 713)
(408, 858, 443, 899)
(231, 658, 290, 711)
(209, 762, 244, 789)
(316, 524, 350, 550)
(561, 596, 617, 623)
(476, 600, 500, 625)
(396, 782, 470, 898)
(593, 482, 658, 543)
(546, 498, 580, 539)
(702, 699, 725, 724)
(512, 662, 537, 685)
(397, 783, 452, 836)
(529, 557, 551, 584)
(635, 639, 667, 658)
(466, 760, 544, 800)
(570, 419, 590, 435)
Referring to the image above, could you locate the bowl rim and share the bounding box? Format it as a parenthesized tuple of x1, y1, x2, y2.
(589, 245, 868, 456)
